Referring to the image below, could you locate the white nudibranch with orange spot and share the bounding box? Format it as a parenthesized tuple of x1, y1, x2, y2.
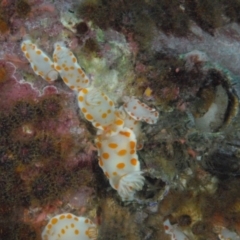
(78, 87, 124, 136)
(53, 42, 90, 91)
(123, 96, 159, 124)
(95, 127, 145, 201)
(117, 106, 144, 150)
(21, 40, 58, 82)
(41, 213, 97, 240)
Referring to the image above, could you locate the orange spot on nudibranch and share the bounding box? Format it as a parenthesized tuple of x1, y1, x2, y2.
(82, 88, 88, 94)
(117, 149, 127, 156)
(117, 163, 125, 169)
(61, 229, 65, 234)
(36, 50, 42, 55)
(78, 96, 84, 102)
(102, 113, 107, 118)
(60, 215, 65, 219)
(21, 45, 26, 51)
(86, 114, 93, 120)
(85, 219, 89, 223)
(130, 158, 138, 166)
(102, 152, 109, 159)
(119, 131, 131, 137)
(51, 218, 58, 225)
(81, 107, 87, 113)
(129, 141, 135, 149)
(75, 229, 79, 235)
(108, 143, 118, 148)
(115, 119, 123, 126)
(55, 65, 62, 71)
(96, 142, 102, 148)
(130, 149, 135, 154)
(67, 214, 72, 219)
(71, 223, 75, 228)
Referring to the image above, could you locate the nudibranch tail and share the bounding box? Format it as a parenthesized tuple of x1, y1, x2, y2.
(53, 42, 90, 91)
(123, 96, 159, 124)
(78, 87, 116, 130)
(21, 40, 58, 82)
(41, 213, 98, 240)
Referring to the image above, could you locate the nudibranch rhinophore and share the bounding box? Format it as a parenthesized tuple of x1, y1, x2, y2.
(95, 127, 144, 201)
(53, 42, 90, 91)
(21, 40, 58, 82)
(41, 213, 98, 240)
(123, 96, 159, 124)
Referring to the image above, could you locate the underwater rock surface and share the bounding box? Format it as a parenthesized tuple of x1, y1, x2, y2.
(1, 0, 240, 239)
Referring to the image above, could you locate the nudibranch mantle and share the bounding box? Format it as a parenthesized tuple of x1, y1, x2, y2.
(95, 127, 144, 201)
(42, 213, 97, 240)
(21, 40, 58, 82)
(53, 42, 91, 91)
(78, 87, 124, 136)
(123, 96, 159, 124)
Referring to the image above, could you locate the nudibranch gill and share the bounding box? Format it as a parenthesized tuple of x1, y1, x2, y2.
(42, 213, 98, 240)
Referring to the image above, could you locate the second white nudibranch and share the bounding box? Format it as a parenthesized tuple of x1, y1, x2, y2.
(41, 213, 98, 240)
(53, 42, 90, 91)
(123, 96, 159, 124)
(21, 40, 58, 82)
(95, 127, 145, 201)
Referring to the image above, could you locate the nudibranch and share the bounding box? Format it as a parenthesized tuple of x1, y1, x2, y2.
(21, 40, 58, 82)
(163, 219, 188, 240)
(53, 42, 90, 91)
(117, 107, 144, 150)
(42, 213, 98, 240)
(95, 127, 145, 201)
(78, 87, 124, 136)
(122, 96, 159, 124)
